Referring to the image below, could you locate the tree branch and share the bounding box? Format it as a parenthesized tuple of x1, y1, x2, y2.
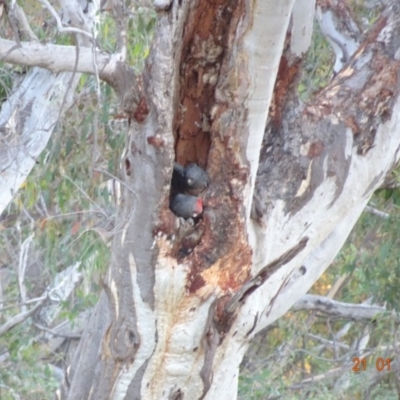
(17, 234, 34, 314)
(293, 294, 386, 320)
(316, 0, 361, 73)
(365, 205, 390, 219)
(108, 0, 127, 59)
(38, 0, 95, 42)
(0, 295, 46, 336)
(0, 38, 112, 77)
(0, 37, 139, 109)
(12, 3, 38, 41)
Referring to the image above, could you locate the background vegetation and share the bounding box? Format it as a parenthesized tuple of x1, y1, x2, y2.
(239, 1, 400, 398)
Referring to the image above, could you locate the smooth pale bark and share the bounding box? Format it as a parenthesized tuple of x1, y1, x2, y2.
(249, 3, 400, 335)
(293, 294, 386, 320)
(64, 1, 400, 399)
(0, 1, 100, 214)
(0, 68, 78, 212)
(0, 38, 112, 75)
(316, 0, 361, 72)
(64, 1, 297, 399)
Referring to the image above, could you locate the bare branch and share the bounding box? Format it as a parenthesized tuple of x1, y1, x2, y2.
(58, 0, 94, 34)
(63, 174, 108, 218)
(108, 0, 127, 59)
(34, 322, 81, 340)
(38, 262, 82, 327)
(93, 168, 137, 200)
(13, 4, 38, 41)
(307, 332, 350, 350)
(0, 296, 46, 336)
(316, 0, 361, 73)
(293, 294, 386, 320)
(0, 38, 112, 76)
(0, 295, 52, 311)
(365, 205, 390, 219)
(17, 234, 34, 314)
(38, 0, 95, 42)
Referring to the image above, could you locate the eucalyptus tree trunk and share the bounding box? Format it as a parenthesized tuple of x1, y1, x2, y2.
(62, 1, 400, 399)
(1, 0, 400, 399)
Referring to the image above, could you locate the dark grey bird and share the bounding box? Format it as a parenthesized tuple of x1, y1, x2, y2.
(170, 193, 203, 219)
(172, 163, 210, 196)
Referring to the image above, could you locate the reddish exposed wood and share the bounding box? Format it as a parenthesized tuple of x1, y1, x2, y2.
(133, 97, 149, 122)
(167, 0, 253, 297)
(270, 56, 301, 129)
(308, 141, 325, 158)
(255, 8, 400, 223)
(308, 15, 399, 155)
(174, 0, 241, 169)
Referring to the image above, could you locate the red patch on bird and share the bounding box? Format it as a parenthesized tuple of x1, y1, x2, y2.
(195, 198, 203, 214)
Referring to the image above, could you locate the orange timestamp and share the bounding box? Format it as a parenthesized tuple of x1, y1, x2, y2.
(352, 357, 391, 372)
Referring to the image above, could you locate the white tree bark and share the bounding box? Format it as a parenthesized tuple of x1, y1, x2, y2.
(316, 0, 361, 72)
(293, 294, 386, 320)
(0, 68, 77, 212)
(0, 38, 111, 75)
(0, 1, 101, 214)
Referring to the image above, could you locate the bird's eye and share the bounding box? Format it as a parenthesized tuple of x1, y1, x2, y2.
(187, 178, 193, 185)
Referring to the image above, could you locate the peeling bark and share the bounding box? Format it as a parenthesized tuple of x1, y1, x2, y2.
(64, 2, 400, 399)
(64, 1, 296, 398)
(316, 0, 361, 72)
(250, 4, 400, 335)
(0, 1, 100, 214)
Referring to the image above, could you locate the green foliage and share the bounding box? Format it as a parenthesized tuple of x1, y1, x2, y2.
(240, 2, 400, 399)
(298, 22, 334, 101)
(240, 305, 400, 399)
(98, 8, 155, 71)
(336, 189, 400, 309)
(0, 325, 59, 399)
(0, 66, 14, 103)
(0, 3, 156, 399)
(349, 0, 383, 31)
(0, 76, 119, 396)
(239, 181, 400, 398)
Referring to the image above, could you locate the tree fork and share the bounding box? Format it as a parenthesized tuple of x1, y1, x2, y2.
(58, 1, 400, 400)
(62, 0, 295, 398)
